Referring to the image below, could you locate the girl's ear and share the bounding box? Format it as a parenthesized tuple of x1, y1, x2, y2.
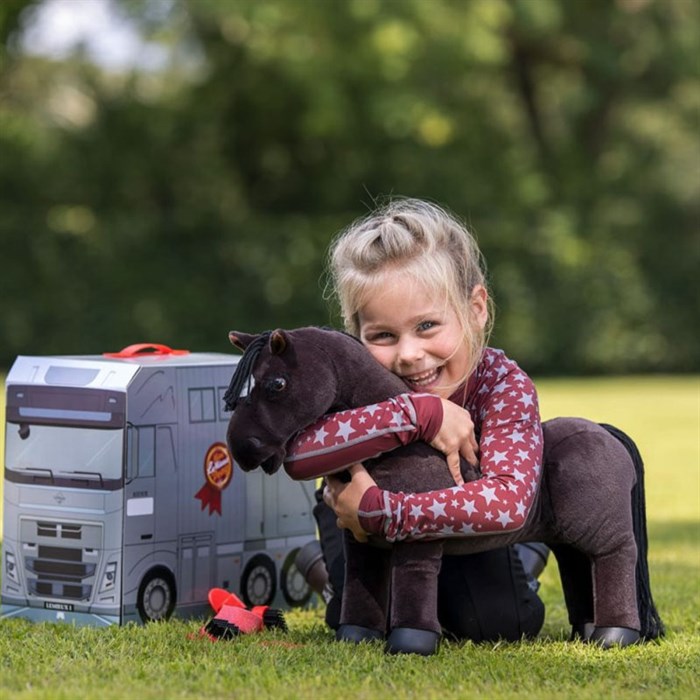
(469, 285, 489, 330)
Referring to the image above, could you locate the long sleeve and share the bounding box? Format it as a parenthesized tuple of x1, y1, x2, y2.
(357, 349, 543, 542)
(284, 393, 443, 480)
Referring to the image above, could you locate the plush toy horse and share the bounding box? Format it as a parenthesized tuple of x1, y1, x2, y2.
(223, 327, 664, 655)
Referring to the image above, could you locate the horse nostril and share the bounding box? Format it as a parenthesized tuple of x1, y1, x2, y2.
(246, 436, 263, 451)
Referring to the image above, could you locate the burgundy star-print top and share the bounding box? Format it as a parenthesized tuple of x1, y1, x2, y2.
(284, 348, 543, 543)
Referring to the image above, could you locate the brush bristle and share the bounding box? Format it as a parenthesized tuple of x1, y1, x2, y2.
(204, 617, 241, 640)
(262, 608, 288, 632)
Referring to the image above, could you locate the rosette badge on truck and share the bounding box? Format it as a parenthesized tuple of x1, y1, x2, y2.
(1, 343, 316, 626)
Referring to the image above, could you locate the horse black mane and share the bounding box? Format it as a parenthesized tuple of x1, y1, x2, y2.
(223, 331, 271, 412)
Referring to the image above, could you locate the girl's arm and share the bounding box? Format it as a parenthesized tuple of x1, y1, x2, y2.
(283, 393, 443, 480)
(356, 368, 543, 542)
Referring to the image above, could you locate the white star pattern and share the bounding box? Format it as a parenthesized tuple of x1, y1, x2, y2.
(462, 500, 477, 515)
(512, 468, 526, 483)
(479, 485, 499, 505)
(508, 429, 526, 444)
(428, 500, 447, 519)
(335, 420, 355, 441)
(518, 393, 534, 408)
(491, 450, 508, 465)
(410, 504, 424, 519)
(313, 426, 328, 444)
(497, 510, 514, 528)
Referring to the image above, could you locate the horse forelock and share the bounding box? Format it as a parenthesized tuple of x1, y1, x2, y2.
(223, 331, 272, 411)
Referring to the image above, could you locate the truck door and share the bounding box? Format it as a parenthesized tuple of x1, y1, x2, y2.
(124, 425, 156, 545)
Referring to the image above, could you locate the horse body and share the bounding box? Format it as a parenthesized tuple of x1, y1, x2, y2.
(225, 327, 663, 652)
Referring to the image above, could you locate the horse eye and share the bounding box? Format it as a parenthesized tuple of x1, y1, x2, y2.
(268, 377, 287, 392)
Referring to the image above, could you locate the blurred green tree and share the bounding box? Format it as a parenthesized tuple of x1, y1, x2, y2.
(0, 0, 697, 373)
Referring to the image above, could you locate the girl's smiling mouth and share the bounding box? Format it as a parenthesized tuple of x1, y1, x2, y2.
(403, 366, 442, 389)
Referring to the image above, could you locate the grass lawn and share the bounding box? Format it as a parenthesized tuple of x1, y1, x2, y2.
(0, 375, 698, 699)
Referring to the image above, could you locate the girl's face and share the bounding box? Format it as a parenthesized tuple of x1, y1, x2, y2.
(358, 271, 488, 399)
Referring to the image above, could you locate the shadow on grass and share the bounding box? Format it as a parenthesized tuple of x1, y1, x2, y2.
(647, 518, 700, 547)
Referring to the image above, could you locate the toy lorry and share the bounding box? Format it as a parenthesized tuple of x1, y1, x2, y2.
(1, 343, 316, 626)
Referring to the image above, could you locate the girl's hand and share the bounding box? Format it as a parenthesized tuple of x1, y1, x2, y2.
(430, 399, 479, 486)
(324, 463, 376, 542)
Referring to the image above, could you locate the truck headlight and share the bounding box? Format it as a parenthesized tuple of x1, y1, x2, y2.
(100, 561, 118, 593)
(5, 551, 18, 584)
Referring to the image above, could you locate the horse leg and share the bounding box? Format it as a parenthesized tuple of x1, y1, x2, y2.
(542, 418, 645, 648)
(551, 544, 595, 640)
(589, 538, 641, 648)
(385, 540, 443, 656)
(336, 532, 390, 643)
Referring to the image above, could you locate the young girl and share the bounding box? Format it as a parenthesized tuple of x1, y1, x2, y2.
(285, 198, 548, 643)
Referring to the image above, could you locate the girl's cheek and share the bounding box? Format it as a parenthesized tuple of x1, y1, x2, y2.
(365, 345, 394, 372)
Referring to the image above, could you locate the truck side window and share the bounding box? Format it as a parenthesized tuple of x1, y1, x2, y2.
(126, 425, 136, 481)
(188, 388, 215, 423)
(138, 427, 155, 478)
(126, 425, 155, 479)
(156, 426, 177, 472)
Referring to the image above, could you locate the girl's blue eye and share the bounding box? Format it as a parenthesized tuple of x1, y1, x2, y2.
(418, 321, 436, 332)
(365, 331, 394, 343)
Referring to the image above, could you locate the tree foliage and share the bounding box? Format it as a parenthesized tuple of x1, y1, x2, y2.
(0, 0, 697, 373)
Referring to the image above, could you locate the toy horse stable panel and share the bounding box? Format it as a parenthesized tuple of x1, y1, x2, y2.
(225, 327, 664, 655)
(1, 343, 316, 627)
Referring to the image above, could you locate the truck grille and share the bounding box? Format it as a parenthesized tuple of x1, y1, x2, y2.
(37, 522, 82, 540)
(21, 520, 100, 602)
(25, 546, 95, 600)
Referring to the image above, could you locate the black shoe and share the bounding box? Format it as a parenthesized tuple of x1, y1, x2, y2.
(385, 628, 440, 656)
(589, 626, 641, 648)
(336, 624, 384, 643)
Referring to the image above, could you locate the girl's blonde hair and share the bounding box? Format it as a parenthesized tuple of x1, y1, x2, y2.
(326, 198, 494, 380)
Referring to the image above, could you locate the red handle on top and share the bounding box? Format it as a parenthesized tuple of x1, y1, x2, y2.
(103, 343, 190, 358)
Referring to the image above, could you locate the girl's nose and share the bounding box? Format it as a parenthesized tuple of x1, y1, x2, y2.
(396, 337, 424, 366)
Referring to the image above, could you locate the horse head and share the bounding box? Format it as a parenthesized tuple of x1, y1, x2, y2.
(224, 328, 345, 474)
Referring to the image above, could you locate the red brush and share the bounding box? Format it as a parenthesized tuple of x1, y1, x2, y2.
(199, 588, 288, 641)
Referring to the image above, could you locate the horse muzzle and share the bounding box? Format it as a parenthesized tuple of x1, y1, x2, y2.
(228, 435, 283, 475)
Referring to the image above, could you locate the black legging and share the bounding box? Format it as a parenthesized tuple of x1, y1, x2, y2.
(313, 490, 544, 642)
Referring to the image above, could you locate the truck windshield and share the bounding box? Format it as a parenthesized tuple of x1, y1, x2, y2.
(5, 423, 124, 486)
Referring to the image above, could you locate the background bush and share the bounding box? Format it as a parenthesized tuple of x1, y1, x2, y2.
(1, 0, 697, 373)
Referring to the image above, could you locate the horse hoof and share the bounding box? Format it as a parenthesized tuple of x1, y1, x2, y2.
(336, 624, 384, 644)
(589, 626, 641, 648)
(385, 628, 440, 656)
(570, 622, 596, 641)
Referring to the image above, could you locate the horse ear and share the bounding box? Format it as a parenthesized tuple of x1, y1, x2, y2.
(229, 331, 256, 351)
(269, 330, 288, 355)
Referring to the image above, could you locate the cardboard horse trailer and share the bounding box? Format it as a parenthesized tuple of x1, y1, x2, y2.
(1, 344, 316, 626)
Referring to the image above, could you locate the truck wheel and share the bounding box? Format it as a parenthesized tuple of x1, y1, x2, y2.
(241, 554, 276, 607)
(280, 548, 312, 607)
(137, 569, 176, 623)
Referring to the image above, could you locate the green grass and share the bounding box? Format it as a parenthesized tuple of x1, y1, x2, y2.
(1, 376, 699, 699)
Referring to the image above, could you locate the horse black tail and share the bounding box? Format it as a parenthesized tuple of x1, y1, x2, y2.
(600, 423, 665, 640)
